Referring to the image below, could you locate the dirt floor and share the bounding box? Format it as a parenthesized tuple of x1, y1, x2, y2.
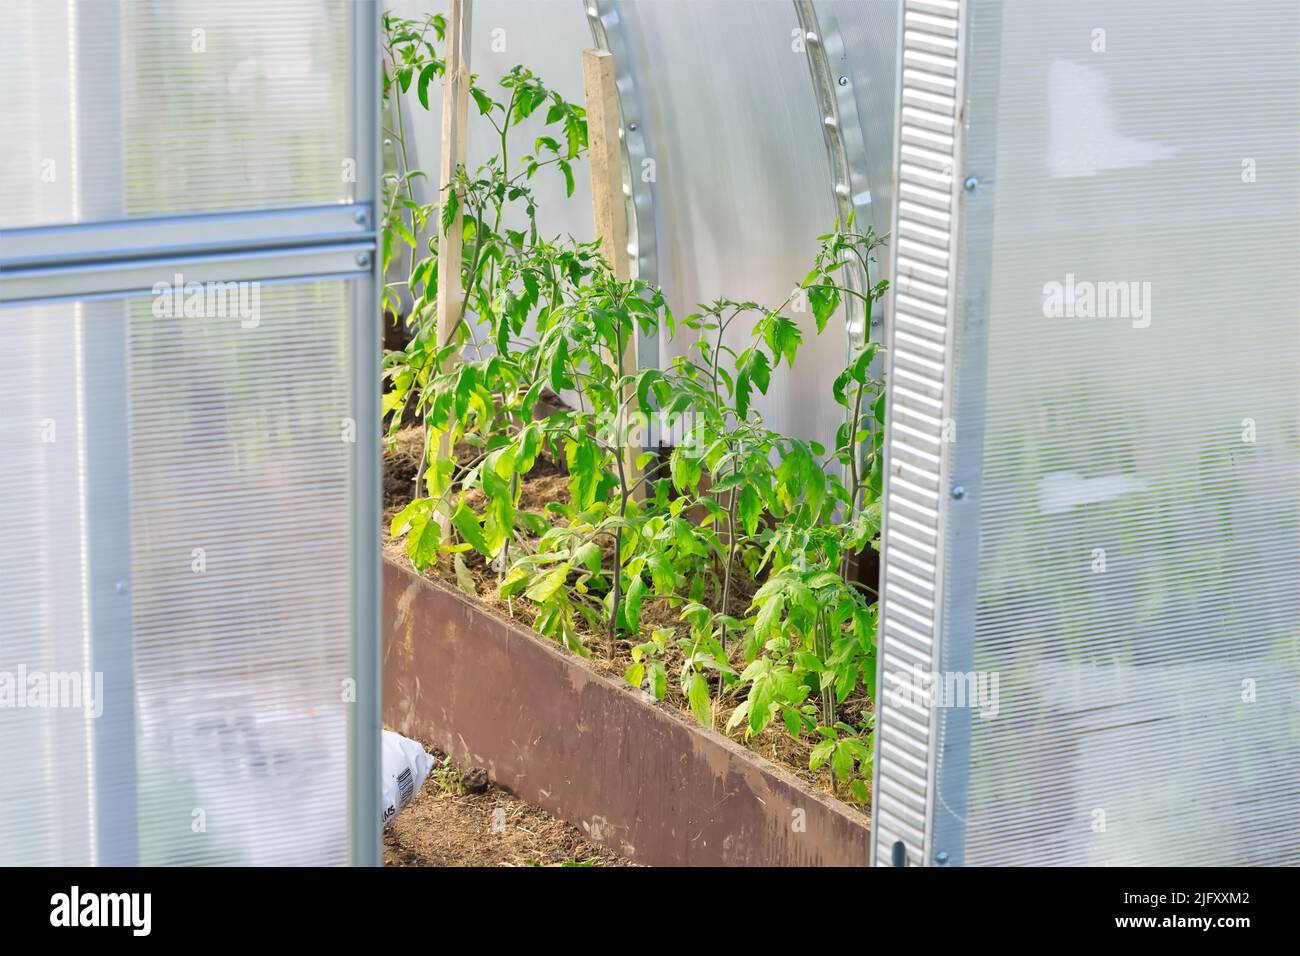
(383, 739, 635, 867)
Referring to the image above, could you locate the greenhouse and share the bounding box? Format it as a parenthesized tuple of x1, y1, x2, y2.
(1, 0, 1297, 891)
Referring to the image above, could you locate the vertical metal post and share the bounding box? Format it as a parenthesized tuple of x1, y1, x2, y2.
(348, 0, 383, 867)
(72, 0, 137, 866)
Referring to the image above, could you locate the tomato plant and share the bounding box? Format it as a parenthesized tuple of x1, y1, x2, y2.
(381, 14, 889, 804)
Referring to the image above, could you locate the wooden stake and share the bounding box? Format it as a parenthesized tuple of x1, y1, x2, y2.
(432, 0, 472, 535)
(582, 48, 641, 497)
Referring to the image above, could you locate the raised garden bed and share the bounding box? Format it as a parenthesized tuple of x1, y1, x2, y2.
(379, 16, 884, 866)
(382, 556, 872, 867)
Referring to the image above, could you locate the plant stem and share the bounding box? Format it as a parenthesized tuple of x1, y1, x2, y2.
(606, 311, 630, 658)
(814, 611, 838, 796)
(719, 470, 739, 648)
(608, 522, 622, 658)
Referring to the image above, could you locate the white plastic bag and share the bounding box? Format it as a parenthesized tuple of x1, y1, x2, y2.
(381, 730, 436, 828)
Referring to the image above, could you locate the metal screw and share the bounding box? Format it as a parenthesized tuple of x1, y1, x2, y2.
(838, 75, 849, 87)
(627, 121, 638, 132)
(950, 485, 965, 500)
(383, 138, 392, 149)
(963, 176, 978, 192)
(934, 850, 949, 865)
(354, 209, 367, 225)
(356, 252, 371, 268)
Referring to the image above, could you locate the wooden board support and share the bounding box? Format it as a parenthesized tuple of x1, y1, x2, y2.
(581, 48, 642, 498)
(432, 0, 472, 532)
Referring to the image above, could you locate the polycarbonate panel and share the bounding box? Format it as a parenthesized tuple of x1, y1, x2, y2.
(881, 0, 1300, 867)
(0, 283, 357, 865)
(0, 310, 98, 865)
(130, 282, 355, 865)
(613, 0, 844, 449)
(0, 0, 354, 229)
(815, 0, 899, 241)
(386, 0, 595, 248)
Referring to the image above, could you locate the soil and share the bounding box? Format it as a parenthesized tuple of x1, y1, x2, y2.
(383, 737, 634, 867)
(381, 424, 872, 817)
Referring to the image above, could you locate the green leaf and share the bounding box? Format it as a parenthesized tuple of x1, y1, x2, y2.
(549, 335, 570, 392)
(483, 492, 512, 554)
(439, 188, 458, 233)
(680, 602, 712, 634)
(809, 738, 835, 772)
(793, 650, 824, 672)
(646, 553, 676, 595)
(416, 63, 439, 110)
(686, 672, 711, 725)
(525, 564, 569, 603)
(565, 438, 601, 509)
(755, 592, 785, 639)
(470, 87, 495, 115)
(516, 422, 542, 473)
(499, 566, 530, 599)
(573, 540, 602, 574)
(452, 554, 477, 596)
(737, 484, 761, 537)
(669, 450, 702, 494)
(748, 675, 777, 734)
(623, 661, 645, 690)
(389, 497, 430, 538)
(831, 739, 854, 780)
(514, 84, 544, 120)
(725, 699, 751, 734)
(624, 573, 646, 633)
(635, 368, 662, 415)
(734, 348, 771, 420)
(764, 314, 802, 368)
(407, 510, 443, 570)
(389, 215, 416, 249)
(451, 502, 490, 556)
(491, 446, 516, 481)
(564, 108, 586, 157)
(648, 659, 668, 700)
(850, 343, 879, 383)
(809, 283, 840, 333)
(835, 662, 857, 703)
(807, 570, 842, 589)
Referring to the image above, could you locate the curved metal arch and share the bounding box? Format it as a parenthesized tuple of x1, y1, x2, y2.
(794, 0, 886, 350)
